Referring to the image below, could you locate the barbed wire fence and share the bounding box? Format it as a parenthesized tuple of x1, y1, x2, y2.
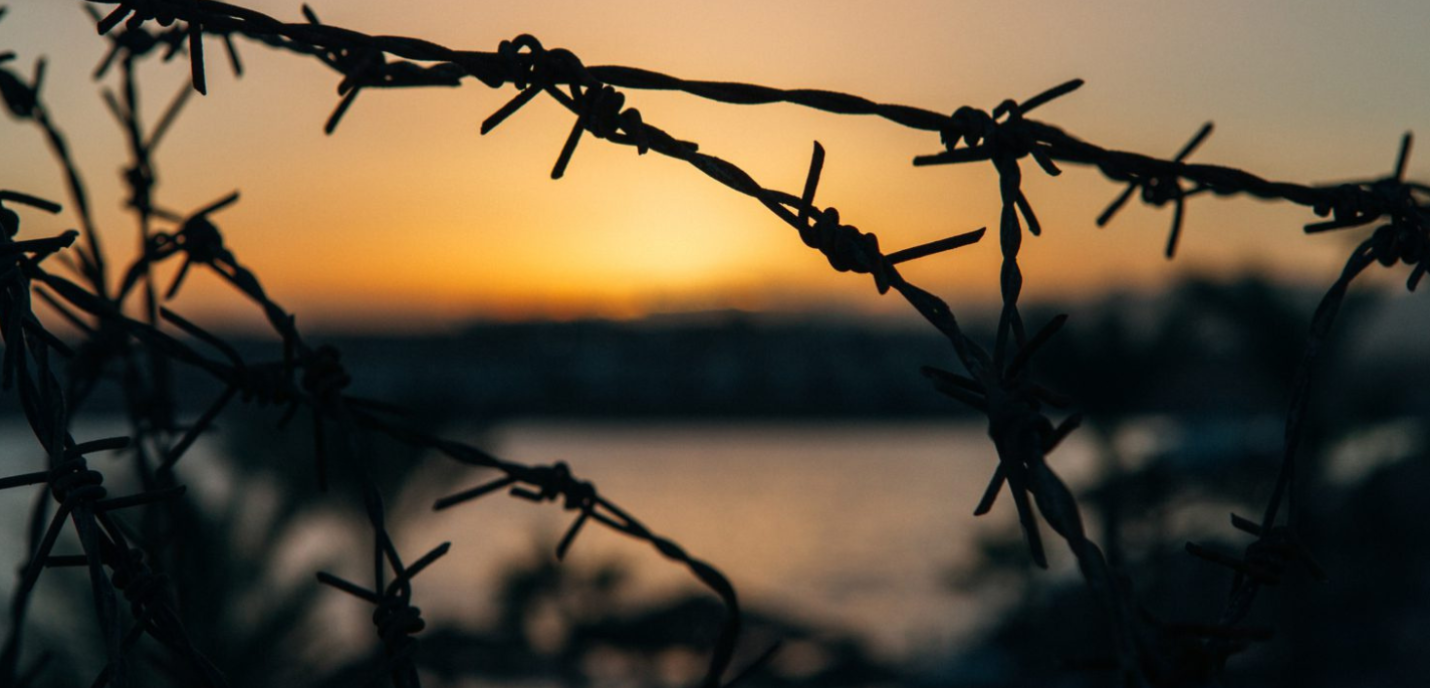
(0, 0, 1425, 686)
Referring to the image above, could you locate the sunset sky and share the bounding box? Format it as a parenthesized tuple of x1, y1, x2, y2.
(4, 1, 1430, 330)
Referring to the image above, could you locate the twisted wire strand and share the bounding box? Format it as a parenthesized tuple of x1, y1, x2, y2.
(82, 0, 1430, 233)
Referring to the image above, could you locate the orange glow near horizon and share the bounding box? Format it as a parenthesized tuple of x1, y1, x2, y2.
(4, 2, 1430, 330)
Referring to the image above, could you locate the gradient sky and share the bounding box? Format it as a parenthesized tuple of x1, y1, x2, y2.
(4, 1, 1430, 330)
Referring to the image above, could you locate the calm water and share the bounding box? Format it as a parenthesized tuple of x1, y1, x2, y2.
(0, 418, 1102, 663)
(409, 420, 1101, 660)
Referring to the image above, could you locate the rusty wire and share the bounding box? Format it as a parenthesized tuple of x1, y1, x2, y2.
(0, 1, 1426, 686)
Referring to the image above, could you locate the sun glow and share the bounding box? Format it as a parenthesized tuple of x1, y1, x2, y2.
(4, 1, 1430, 328)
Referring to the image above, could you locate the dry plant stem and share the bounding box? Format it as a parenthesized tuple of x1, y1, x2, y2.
(29, 95, 108, 295)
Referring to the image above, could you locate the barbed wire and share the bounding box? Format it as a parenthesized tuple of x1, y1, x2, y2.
(317, 481, 449, 688)
(0, 1, 1425, 686)
(1, 191, 222, 687)
(14, 200, 770, 686)
(4, 22, 770, 681)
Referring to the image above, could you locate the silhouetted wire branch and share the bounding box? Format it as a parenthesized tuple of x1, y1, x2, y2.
(15, 181, 767, 687)
(2, 22, 288, 682)
(74, 1, 1430, 682)
(1, 195, 223, 688)
(1, 2, 1424, 686)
